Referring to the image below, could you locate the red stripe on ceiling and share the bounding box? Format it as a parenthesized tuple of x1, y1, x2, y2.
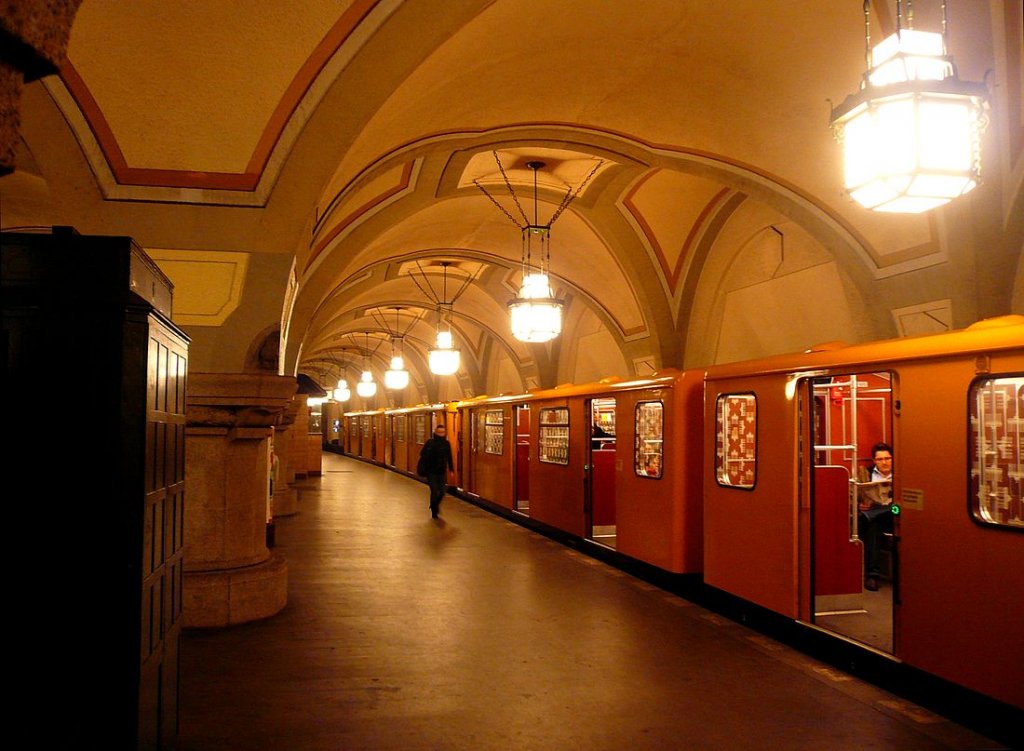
(59, 0, 382, 191)
(623, 172, 729, 293)
(245, 0, 381, 176)
(305, 160, 416, 273)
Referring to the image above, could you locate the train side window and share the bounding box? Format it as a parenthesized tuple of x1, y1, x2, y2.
(395, 415, 406, 442)
(539, 407, 570, 465)
(414, 414, 427, 444)
(635, 401, 664, 479)
(484, 410, 504, 455)
(715, 393, 757, 489)
(969, 374, 1024, 530)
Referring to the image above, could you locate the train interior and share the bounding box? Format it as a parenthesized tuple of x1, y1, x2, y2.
(808, 372, 895, 654)
(588, 398, 618, 549)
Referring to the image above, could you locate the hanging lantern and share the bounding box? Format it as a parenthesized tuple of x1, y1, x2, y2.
(428, 329, 460, 376)
(384, 355, 410, 389)
(383, 308, 410, 389)
(830, 1, 988, 213)
(474, 155, 600, 342)
(333, 378, 351, 402)
(356, 369, 377, 398)
(508, 268, 564, 343)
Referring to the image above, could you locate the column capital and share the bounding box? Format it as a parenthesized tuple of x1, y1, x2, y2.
(186, 372, 297, 428)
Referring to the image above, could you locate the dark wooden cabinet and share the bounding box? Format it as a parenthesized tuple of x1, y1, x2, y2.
(2, 229, 188, 750)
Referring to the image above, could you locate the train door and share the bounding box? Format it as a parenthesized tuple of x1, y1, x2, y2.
(805, 372, 897, 653)
(586, 398, 617, 548)
(387, 415, 395, 467)
(514, 404, 531, 515)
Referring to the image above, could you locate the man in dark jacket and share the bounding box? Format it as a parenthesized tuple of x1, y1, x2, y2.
(419, 423, 454, 518)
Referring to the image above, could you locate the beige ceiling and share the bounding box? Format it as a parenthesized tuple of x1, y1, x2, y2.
(5, 0, 1021, 404)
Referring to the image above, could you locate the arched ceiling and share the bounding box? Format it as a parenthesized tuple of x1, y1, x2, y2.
(5, 0, 1020, 403)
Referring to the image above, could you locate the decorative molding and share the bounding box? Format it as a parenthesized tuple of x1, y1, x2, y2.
(891, 300, 953, 337)
(148, 249, 249, 327)
(44, 0, 397, 205)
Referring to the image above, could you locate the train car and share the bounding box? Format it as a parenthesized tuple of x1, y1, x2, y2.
(384, 404, 455, 478)
(341, 410, 374, 461)
(702, 315, 1023, 709)
(457, 371, 704, 573)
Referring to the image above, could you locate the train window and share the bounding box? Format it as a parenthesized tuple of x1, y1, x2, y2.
(395, 415, 406, 442)
(539, 407, 569, 465)
(475, 411, 486, 452)
(635, 401, 664, 479)
(485, 410, 504, 455)
(715, 393, 757, 489)
(414, 414, 427, 444)
(361, 416, 370, 437)
(969, 375, 1024, 529)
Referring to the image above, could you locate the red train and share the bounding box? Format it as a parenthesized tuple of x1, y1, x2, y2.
(329, 316, 1023, 724)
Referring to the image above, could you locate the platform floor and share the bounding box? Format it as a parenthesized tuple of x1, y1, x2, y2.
(179, 453, 1003, 750)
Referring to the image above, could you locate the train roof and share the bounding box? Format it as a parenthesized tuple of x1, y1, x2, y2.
(703, 314, 1024, 380)
(453, 369, 688, 409)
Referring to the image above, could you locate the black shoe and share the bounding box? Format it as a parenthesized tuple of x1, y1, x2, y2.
(865, 576, 879, 592)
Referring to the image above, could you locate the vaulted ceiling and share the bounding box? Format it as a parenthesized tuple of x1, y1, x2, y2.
(4, 0, 1022, 405)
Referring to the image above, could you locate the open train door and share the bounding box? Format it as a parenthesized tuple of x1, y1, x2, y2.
(514, 405, 531, 515)
(585, 397, 618, 548)
(803, 371, 898, 654)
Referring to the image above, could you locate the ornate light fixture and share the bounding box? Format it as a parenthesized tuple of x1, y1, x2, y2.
(355, 333, 377, 398)
(329, 353, 352, 402)
(427, 263, 460, 376)
(475, 153, 602, 342)
(830, 0, 988, 213)
(382, 307, 410, 390)
(333, 374, 351, 403)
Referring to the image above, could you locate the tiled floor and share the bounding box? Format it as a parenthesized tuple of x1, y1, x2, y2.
(179, 453, 1003, 750)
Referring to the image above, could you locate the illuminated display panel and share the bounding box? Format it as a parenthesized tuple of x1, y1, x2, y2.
(539, 407, 569, 465)
(970, 375, 1023, 529)
(635, 401, 664, 479)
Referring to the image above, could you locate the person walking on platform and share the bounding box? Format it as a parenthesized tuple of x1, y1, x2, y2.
(418, 423, 454, 518)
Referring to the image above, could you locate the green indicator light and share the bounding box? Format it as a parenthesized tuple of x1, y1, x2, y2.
(890, 504, 901, 516)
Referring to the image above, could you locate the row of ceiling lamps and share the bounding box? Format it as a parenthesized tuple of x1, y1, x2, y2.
(313, 0, 987, 402)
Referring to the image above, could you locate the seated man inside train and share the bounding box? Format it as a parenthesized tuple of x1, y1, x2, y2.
(591, 423, 613, 450)
(857, 442, 894, 592)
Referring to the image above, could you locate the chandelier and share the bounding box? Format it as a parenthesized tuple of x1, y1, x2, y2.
(381, 307, 410, 390)
(333, 370, 351, 403)
(428, 263, 460, 375)
(475, 153, 602, 342)
(355, 332, 377, 398)
(829, 0, 988, 213)
(327, 352, 351, 402)
(409, 260, 477, 377)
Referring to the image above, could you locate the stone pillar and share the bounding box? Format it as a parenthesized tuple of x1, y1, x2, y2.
(271, 398, 299, 517)
(184, 373, 295, 628)
(290, 397, 311, 480)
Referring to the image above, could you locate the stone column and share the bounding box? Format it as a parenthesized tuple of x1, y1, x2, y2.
(184, 372, 295, 628)
(271, 398, 299, 517)
(290, 397, 311, 480)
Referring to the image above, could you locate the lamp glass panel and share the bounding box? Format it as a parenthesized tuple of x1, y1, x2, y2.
(510, 300, 562, 342)
(384, 356, 409, 390)
(917, 99, 973, 171)
(429, 348, 460, 375)
(869, 31, 948, 86)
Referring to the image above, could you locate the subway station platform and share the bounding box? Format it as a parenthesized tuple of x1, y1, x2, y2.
(179, 452, 1004, 750)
